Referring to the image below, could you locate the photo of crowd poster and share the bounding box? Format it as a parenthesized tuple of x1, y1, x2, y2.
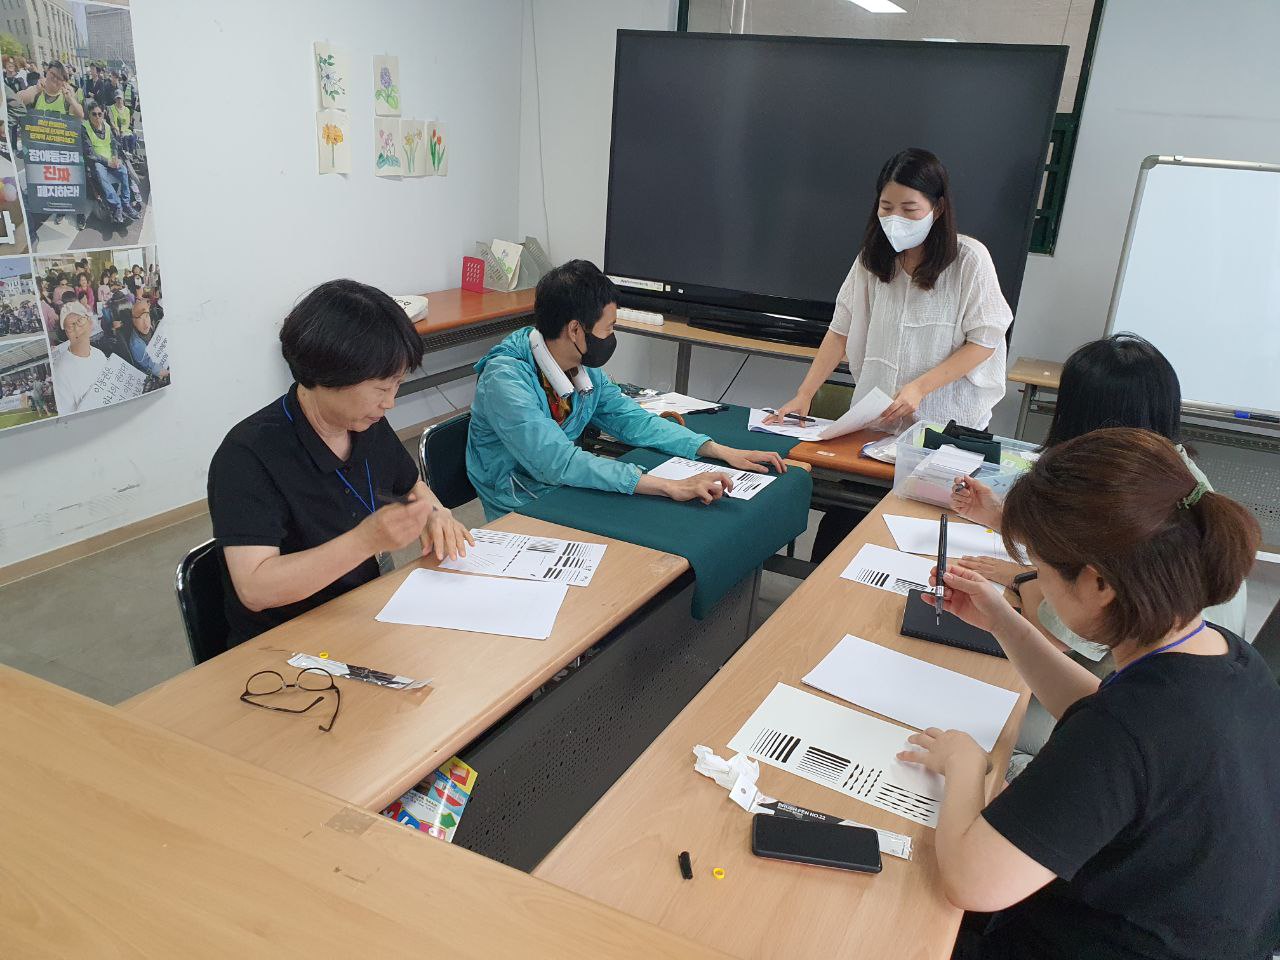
(0, 0, 167, 434)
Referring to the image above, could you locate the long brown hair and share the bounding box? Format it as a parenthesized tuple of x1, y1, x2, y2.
(1002, 428, 1259, 648)
(857, 148, 959, 292)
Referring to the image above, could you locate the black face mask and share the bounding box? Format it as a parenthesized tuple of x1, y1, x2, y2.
(575, 324, 617, 368)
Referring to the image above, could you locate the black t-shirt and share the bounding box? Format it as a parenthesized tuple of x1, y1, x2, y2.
(976, 628, 1280, 960)
(207, 384, 419, 644)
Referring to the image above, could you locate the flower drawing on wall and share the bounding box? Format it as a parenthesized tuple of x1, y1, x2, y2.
(429, 124, 447, 175)
(322, 123, 344, 164)
(317, 53, 345, 102)
(374, 61, 401, 113)
(402, 126, 423, 174)
(376, 129, 401, 170)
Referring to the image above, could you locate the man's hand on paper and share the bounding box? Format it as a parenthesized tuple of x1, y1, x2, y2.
(666, 473, 735, 504)
(703, 441, 786, 475)
(897, 727, 991, 778)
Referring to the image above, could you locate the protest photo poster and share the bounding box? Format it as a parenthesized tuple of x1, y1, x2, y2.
(0, 0, 167, 434)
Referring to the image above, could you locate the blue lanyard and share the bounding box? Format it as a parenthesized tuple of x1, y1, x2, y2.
(281, 394, 376, 515)
(1101, 621, 1207, 688)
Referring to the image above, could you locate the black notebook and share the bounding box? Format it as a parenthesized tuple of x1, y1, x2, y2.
(901, 589, 1007, 659)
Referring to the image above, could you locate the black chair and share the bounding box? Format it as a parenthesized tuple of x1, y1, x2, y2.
(175, 539, 231, 666)
(418, 411, 475, 509)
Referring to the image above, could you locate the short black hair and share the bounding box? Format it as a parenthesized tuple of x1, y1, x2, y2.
(279, 278, 423, 389)
(533, 259, 618, 340)
(858, 147, 959, 292)
(59, 290, 77, 304)
(1045, 333, 1182, 448)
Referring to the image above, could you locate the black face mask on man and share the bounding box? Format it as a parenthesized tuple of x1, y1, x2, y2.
(574, 321, 617, 368)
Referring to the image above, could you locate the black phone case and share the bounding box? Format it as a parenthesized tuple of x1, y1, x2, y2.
(750, 816, 883, 874)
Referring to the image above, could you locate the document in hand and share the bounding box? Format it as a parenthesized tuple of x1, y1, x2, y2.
(647, 456, 778, 501)
(749, 387, 894, 443)
(802, 634, 1020, 752)
(375, 568, 567, 640)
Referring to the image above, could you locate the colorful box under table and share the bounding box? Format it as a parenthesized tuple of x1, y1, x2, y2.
(381, 756, 478, 843)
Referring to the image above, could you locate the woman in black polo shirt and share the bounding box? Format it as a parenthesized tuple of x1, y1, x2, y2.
(208, 279, 473, 645)
(900, 428, 1279, 960)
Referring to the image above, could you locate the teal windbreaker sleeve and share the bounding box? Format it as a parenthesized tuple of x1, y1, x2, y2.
(588, 376, 711, 459)
(477, 364, 644, 495)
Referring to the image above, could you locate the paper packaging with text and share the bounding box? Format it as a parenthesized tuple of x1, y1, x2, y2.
(381, 756, 478, 842)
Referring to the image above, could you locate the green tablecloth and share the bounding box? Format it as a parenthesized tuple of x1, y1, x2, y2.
(517, 447, 813, 618)
(682, 405, 799, 456)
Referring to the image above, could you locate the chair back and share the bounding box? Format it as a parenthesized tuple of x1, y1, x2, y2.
(810, 382, 855, 421)
(418, 412, 475, 509)
(175, 539, 230, 666)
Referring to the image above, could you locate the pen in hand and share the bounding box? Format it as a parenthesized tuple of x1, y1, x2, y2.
(935, 513, 948, 626)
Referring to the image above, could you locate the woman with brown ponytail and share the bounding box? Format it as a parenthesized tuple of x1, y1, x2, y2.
(898, 429, 1279, 960)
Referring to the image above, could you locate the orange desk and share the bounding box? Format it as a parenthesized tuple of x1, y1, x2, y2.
(401, 287, 535, 398)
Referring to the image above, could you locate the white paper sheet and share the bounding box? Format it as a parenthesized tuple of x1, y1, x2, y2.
(816, 387, 893, 440)
(636, 392, 720, 415)
(439, 529, 605, 587)
(914, 444, 986, 482)
(840, 543, 934, 596)
(728, 683, 944, 827)
(883, 515, 1017, 563)
(646, 456, 777, 501)
(802, 635, 1019, 752)
(375, 568, 567, 640)
(748, 407, 834, 441)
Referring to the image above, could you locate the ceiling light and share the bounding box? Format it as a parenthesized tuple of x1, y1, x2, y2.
(922, 37, 959, 42)
(847, 0, 907, 12)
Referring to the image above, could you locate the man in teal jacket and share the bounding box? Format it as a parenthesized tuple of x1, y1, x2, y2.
(467, 260, 785, 520)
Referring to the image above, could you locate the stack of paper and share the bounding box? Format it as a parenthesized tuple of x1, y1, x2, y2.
(802, 634, 1020, 752)
(375, 568, 567, 640)
(647, 456, 778, 501)
(905, 444, 987, 506)
(861, 435, 898, 464)
(440, 529, 606, 587)
(883, 515, 1018, 563)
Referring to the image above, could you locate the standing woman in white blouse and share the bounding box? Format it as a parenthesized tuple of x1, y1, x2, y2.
(768, 148, 1014, 561)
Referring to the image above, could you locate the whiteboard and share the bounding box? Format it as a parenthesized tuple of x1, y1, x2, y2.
(1107, 157, 1280, 418)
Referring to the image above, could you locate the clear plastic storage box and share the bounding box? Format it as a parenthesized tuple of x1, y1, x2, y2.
(892, 421, 1041, 508)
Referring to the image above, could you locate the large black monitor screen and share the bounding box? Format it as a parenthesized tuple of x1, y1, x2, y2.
(605, 33, 1066, 326)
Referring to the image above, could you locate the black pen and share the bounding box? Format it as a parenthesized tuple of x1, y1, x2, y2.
(935, 513, 948, 625)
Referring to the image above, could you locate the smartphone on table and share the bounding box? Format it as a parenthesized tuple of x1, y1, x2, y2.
(750, 813, 883, 874)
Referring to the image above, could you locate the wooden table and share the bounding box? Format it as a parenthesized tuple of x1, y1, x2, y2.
(400, 287, 535, 399)
(121, 514, 687, 812)
(534, 494, 1030, 959)
(788, 427, 896, 483)
(1008, 356, 1064, 440)
(617, 314, 847, 395)
(0, 665, 730, 960)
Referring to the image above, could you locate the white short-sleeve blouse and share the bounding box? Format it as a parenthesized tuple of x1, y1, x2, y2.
(829, 235, 1013, 430)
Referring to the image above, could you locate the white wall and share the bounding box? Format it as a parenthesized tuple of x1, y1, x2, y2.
(998, 0, 1280, 430)
(516, 0, 1280, 430)
(0, 0, 523, 567)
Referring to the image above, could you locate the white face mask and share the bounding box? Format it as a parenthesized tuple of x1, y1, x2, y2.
(879, 210, 936, 253)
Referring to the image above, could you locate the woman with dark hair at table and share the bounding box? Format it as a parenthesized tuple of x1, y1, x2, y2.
(905, 428, 1279, 960)
(208, 279, 473, 645)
